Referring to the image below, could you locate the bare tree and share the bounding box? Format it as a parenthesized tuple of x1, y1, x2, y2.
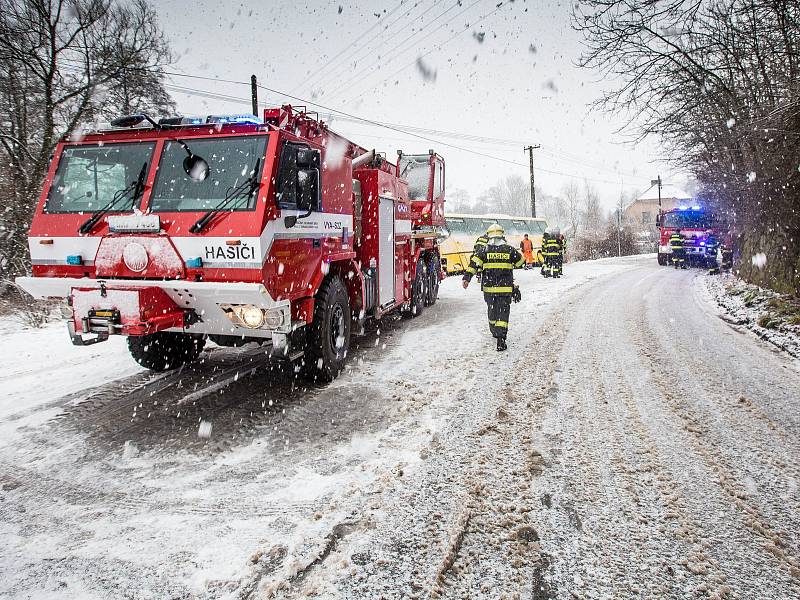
(447, 187, 472, 213)
(581, 181, 602, 233)
(574, 0, 800, 293)
(562, 181, 581, 238)
(0, 0, 174, 278)
(536, 187, 568, 231)
(472, 191, 491, 215)
(485, 174, 529, 216)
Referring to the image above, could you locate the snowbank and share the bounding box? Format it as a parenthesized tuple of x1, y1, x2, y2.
(700, 274, 800, 358)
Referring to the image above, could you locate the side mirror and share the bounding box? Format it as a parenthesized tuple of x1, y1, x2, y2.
(297, 168, 319, 212)
(183, 154, 210, 182)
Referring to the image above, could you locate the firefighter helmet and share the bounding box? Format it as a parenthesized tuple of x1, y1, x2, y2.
(486, 223, 504, 237)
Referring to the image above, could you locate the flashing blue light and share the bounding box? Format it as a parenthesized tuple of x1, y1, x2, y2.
(691, 205, 701, 210)
(678, 206, 688, 210)
(186, 257, 203, 268)
(66, 254, 83, 266)
(158, 116, 204, 126)
(206, 114, 264, 125)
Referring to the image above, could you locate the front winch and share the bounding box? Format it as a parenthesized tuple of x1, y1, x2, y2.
(69, 286, 196, 345)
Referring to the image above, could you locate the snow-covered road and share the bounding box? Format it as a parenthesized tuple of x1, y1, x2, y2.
(1, 255, 798, 599)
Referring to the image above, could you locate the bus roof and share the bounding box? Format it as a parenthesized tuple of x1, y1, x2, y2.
(445, 213, 546, 222)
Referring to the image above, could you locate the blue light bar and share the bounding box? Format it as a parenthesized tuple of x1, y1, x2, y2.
(678, 206, 688, 210)
(691, 205, 701, 210)
(206, 114, 263, 125)
(185, 257, 203, 268)
(66, 254, 83, 266)
(158, 116, 204, 126)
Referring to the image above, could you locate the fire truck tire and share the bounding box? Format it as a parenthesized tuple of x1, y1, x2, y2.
(127, 332, 206, 372)
(302, 276, 351, 382)
(405, 258, 427, 318)
(425, 253, 441, 306)
(657, 253, 669, 266)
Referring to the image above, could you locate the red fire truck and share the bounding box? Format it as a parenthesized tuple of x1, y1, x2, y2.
(16, 106, 446, 381)
(656, 205, 724, 267)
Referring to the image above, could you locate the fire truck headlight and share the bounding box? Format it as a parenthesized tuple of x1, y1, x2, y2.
(239, 305, 265, 329)
(265, 309, 285, 329)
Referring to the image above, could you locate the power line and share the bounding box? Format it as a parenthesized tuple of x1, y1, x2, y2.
(299, 0, 408, 93)
(161, 76, 641, 185)
(59, 64, 642, 187)
(340, 0, 507, 105)
(310, 0, 433, 93)
(323, 0, 467, 101)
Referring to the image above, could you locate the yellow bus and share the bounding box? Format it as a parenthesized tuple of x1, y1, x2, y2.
(440, 213, 548, 275)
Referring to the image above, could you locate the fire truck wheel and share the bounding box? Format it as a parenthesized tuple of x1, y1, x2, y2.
(425, 254, 441, 306)
(405, 258, 427, 318)
(302, 276, 351, 382)
(127, 332, 206, 372)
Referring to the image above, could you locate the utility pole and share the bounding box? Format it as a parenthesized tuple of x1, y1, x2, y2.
(651, 175, 663, 211)
(251, 74, 259, 117)
(524, 145, 541, 217)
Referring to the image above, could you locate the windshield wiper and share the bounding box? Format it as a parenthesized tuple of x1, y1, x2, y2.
(189, 158, 261, 233)
(78, 162, 148, 234)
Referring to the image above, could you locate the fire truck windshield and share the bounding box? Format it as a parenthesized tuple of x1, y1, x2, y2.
(45, 142, 155, 213)
(662, 210, 712, 229)
(149, 135, 268, 212)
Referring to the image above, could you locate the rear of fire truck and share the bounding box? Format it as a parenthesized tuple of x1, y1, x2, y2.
(656, 205, 723, 267)
(17, 106, 445, 381)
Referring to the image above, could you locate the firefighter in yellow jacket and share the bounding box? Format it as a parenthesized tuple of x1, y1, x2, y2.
(462, 223, 524, 351)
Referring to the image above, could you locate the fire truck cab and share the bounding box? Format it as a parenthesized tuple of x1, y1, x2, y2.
(16, 106, 446, 381)
(656, 205, 722, 267)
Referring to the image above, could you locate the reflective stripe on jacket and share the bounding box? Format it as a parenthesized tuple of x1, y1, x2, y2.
(463, 242, 523, 295)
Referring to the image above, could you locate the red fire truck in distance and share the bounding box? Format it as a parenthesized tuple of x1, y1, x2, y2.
(16, 106, 446, 381)
(656, 205, 724, 267)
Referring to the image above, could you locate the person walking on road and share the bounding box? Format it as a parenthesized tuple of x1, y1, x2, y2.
(670, 230, 687, 269)
(463, 223, 524, 352)
(520, 234, 535, 270)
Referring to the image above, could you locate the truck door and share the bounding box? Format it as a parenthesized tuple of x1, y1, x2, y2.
(379, 196, 396, 307)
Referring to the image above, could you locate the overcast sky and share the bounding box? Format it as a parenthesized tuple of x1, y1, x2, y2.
(157, 0, 686, 212)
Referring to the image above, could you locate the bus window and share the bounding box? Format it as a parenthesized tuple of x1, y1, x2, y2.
(447, 217, 467, 233)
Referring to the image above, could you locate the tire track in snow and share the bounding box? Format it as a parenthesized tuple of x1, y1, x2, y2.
(627, 270, 800, 588)
(538, 282, 708, 598)
(432, 307, 569, 599)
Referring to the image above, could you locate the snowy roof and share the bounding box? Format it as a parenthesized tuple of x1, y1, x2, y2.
(634, 183, 692, 203)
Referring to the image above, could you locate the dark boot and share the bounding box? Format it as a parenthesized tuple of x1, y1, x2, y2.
(496, 338, 507, 352)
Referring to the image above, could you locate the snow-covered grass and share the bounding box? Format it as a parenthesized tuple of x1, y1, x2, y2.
(701, 274, 800, 358)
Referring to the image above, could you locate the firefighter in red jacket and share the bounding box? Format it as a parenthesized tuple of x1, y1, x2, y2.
(462, 223, 524, 351)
